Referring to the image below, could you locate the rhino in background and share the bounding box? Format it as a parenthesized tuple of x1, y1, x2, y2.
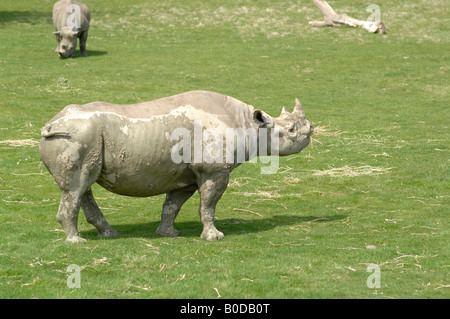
(52, 0, 90, 58)
(39, 91, 314, 242)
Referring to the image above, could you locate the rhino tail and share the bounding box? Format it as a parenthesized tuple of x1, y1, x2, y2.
(41, 123, 70, 138)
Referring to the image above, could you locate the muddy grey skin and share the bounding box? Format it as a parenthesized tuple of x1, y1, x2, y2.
(39, 91, 314, 242)
(52, 0, 90, 59)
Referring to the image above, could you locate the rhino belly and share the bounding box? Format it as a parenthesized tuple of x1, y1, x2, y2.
(96, 163, 195, 197)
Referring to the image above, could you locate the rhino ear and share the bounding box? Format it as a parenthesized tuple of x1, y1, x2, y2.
(253, 110, 275, 128)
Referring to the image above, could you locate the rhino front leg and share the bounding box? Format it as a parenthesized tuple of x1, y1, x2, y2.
(156, 186, 197, 237)
(81, 187, 119, 238)
(79, 31, 88, 57)
(55, 35, 61, 52)
(196, 170, 230, 241)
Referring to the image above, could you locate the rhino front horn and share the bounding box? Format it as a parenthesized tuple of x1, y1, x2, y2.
(293, 98, 306, 119)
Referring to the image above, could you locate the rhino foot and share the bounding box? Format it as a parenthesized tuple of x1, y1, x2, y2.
(200, 227, 224, 241)
(98, 228, 119, 238)
(66, 236, 87, 243)
(156, 225, 179, 237)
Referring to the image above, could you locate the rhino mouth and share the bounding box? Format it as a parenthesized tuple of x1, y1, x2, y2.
(302, 122, 314, 137)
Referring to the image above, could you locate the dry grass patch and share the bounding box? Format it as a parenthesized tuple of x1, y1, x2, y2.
(0, 139, 39, 147)
(313, 165, 392, 177)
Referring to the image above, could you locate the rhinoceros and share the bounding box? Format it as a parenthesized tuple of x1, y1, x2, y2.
(39, 90, 314, 242)
(52, 0, 90, 58)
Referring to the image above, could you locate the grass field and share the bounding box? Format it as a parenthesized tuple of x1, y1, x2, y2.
(0, 0, 448, 299)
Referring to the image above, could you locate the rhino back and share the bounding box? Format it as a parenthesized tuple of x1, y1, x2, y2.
(53, 0, 90, 31)
(58, 91, 256, 129)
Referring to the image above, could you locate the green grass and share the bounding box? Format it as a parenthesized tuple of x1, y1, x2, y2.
(0, 0, 448, 298)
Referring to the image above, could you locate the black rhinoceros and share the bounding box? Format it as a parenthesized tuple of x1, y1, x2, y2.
(39, 91, 314, 242)
(52, 0, 90, 58)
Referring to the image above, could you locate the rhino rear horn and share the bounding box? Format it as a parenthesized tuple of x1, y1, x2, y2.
(293, 98, 306, 119)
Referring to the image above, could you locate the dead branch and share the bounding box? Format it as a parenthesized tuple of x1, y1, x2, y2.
(309, 0, 386, 34)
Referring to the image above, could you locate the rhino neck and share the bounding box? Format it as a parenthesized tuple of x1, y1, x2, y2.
(221, 94, 284, 162)
(222, 94, 257, 130)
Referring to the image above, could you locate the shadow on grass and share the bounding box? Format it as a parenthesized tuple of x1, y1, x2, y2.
(81, 214, 346, 240)
(53, 50, 108, 59)
(86, 50, 108, 57)
(0, 11, 52, 25)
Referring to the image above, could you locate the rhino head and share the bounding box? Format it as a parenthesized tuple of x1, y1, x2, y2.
(53, 27, 80, 59)
(253, 98, 314, 156)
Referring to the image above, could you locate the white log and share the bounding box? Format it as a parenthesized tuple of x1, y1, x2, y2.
(309, 0, 386, 34)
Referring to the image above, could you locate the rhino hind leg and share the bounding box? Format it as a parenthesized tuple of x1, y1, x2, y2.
(56, 173, 100, 243)
(56, 174, 101, 242)
(41, 133, 103, 242)
(57, 190, 86, 243)
(196, 170, 230, 241)
(156, 186, 197, 237)
(81, 187, 119, 238)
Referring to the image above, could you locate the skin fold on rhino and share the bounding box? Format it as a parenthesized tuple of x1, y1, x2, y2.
(39, 90, 314, 242)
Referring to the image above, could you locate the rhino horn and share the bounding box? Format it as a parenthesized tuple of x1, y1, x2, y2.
(280, 106, 288, 117)
(53, 31, 61, 35)
(293, 98, 306, 119)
